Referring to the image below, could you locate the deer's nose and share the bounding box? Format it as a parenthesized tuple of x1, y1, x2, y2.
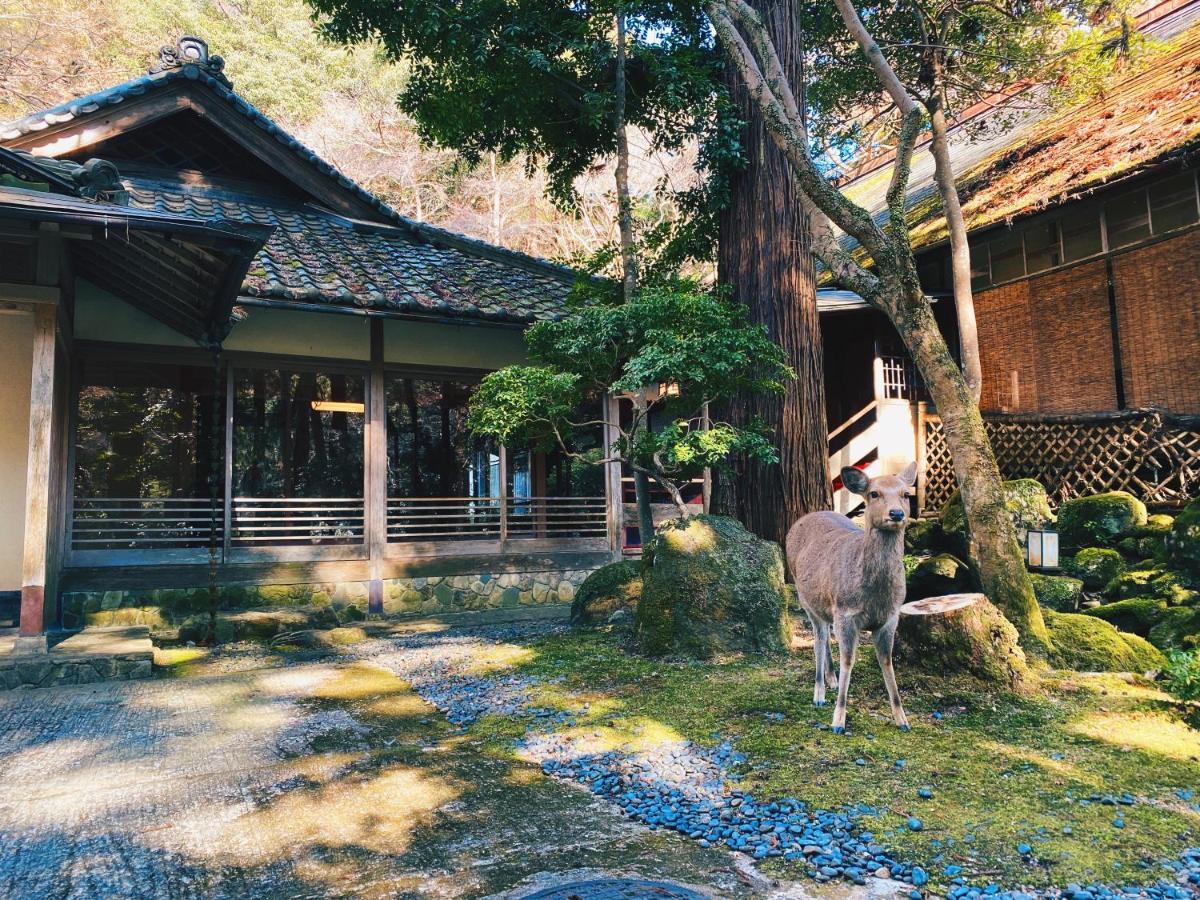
(888, 509, 906, 522)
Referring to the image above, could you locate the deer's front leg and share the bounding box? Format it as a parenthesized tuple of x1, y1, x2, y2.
(831, 617, 859, 734)
(874, 620, 909, 731)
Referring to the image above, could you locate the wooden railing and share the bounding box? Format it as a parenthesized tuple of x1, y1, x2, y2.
(230, 497, 365, 546)
(387, 496, 502, 542)
(505, 496, 608, 540)
(70, 497, 219, 550)
(827, 401, 880, 515)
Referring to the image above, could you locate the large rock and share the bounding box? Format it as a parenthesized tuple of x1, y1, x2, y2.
(906, 553, 972, 601)
(904, 519, 943, 555)
(897, 596, 1035, 691)
(1082, 598, 1169, 637)
(1044, 610, 1165, 672)
(635, 515, 789, 659)
(1147, 606, 1200, 650)
(939, 479, 1053, 558)
(1030, 573, 1083, 612)
(1056, 491, 1147, 550)
(1168, 498, 1200, 575)
(571, 561, 644, 628)
(1066, 548, 1126, 591)
(1106, 565, 1198, 605)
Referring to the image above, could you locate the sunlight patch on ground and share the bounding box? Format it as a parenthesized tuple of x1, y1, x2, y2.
(1067, 709, 1200, 761)
(310, 663, 408, 702)
(465, 643, 536, 675)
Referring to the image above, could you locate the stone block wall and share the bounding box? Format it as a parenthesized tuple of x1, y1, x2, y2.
(61, 567, 593, 632)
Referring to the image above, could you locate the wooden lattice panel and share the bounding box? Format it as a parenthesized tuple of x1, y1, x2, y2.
(921, 410, 1200, 512)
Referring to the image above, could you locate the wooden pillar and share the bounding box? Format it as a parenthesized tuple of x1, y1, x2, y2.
(367, 318, 386, 615)
(19, 303, 56, 642)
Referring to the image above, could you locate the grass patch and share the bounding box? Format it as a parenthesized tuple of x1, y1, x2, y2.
(467, 630, 1200, 891)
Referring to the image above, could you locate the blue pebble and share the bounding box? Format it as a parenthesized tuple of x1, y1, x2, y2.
(831, 726, 846, 734)
(918, 787, 934, 799)
(910, 892, 923, 899)
(1113, 818, 1125, 829)
(856, 758, 867, 766)
(907, 817, 924, 831)
(912, 866, 929, 886)
(945, 865, 963, 876)
(1063, 826, 1073, 835)
(1017, 843, 1032, 855)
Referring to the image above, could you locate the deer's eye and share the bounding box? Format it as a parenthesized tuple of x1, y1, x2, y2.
(869, 491, 879, 499)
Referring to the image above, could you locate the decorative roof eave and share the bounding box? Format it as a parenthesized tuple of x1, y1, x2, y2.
(0, 37, 579, 293)
(235, 295, 538, 329)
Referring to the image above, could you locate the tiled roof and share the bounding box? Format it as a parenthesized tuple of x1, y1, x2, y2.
(0, 38, 578, 324)
(838, 15, 1200, 255)
(124, 179, 573, 323)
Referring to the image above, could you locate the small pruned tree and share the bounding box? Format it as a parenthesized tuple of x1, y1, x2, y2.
(466, 283, 793, 550)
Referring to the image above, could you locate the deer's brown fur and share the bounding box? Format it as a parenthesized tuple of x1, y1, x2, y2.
(786, 463, 917, 733)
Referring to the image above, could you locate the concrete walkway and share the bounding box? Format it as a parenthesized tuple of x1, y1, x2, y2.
(0, 622, 881, 900)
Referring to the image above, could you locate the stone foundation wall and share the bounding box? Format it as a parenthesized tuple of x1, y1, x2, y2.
(61, 567, 593, 632)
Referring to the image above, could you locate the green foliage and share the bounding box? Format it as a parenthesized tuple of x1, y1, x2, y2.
(1030, 573, 1083, 612)
(1160, 648, 1200, 701)
(467, 284, 791, 498)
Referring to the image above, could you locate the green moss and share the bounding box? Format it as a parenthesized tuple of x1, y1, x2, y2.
(1106, 565, 1198, 605)
(1045, 610, 1166, 672)
(571, 561, 643, 628)
(1066, 547, 1126, 590)
(904, 518, 943, 555)
(1168, 497, 1200, 574)
(1082, 598, 1169, 637)
(1147, 606, 1200, 650)
(898, 596, 1035, 689)
(1030, 573, 1083, 611)
(635, 515, 789, 659)
(1057, 491, 1147, 550)
(939, 478, 1053, 557)
(1139, 513, 1175, 536)
(906, 552, 972, 600)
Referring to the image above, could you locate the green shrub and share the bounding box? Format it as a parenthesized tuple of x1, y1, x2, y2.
(1067, 548, 1126, 590)
(1030, 573, 1083, 611)
(1160, 648, 1200, 701)
(1056, 491, 1147, 549)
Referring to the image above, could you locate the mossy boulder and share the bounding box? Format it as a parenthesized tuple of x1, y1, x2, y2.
(1106, 565, 1198, 605)
(898, 596, 1035, 691)
(904, 518, 943, 555)
(1168, 498, 1200, 575)
(635, 515, 789, 659)
(1140, 513, 1175, 536)
(1147, 606, 1200, 650)
(1044, 610, 1165, 672)
(1066, 548, 1126, 590)
(1081, 598, 1169, 637)
(1030, 573, 1084, 612)
(939, 479, 1053, 558)
(906, 553, 972, 601)
(1056, 491, 1147, 550)
(571, 561, 644, 628)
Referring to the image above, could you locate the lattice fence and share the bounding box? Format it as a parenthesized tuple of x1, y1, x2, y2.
(921, 408, 1200, 512)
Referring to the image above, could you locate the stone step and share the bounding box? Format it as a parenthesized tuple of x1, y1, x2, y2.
(0, 626, 154, 691)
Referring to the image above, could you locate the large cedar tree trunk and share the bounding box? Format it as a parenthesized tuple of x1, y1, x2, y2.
(717, 0, 831, 544)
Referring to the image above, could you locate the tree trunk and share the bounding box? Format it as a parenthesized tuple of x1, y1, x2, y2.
(716, 0, 830, 545)
(890, 289, 1052, 657)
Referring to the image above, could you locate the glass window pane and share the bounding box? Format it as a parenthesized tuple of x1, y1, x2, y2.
(1105, 190, 1150, 248)
(989, 230, 1025, 283)
(232, 369, 365, 546)
(73, 358, 221, 551)
(1024, 220, 1061, 275)
(1061, 210, 1103, 262)
(969, 242, 990, 290)
(1149, 172, 1198, 234)
(75, 359, 220, 500)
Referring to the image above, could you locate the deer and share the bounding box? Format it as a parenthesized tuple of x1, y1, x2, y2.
(785, 462, 917, 734)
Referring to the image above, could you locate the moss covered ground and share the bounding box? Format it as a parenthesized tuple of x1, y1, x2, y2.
(469, 628, 1199, 892)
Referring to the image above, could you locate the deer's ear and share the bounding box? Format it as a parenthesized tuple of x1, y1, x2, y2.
(899, 462, 917, 486)
(841, 466, 871, 495)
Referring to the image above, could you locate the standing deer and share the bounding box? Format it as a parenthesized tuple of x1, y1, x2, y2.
(786, 463, 917, 734)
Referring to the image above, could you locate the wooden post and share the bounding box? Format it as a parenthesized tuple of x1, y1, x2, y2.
(367, 318, 386, 615)
(19, 303, 56, 645)
(915, 401, 928, 516)
(223, 366, 233, 559)
(603, 394, 623, 558)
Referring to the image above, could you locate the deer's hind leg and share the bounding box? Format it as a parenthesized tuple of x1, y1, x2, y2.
(811, 619, 832, 707)
(873, 619, 910, 731)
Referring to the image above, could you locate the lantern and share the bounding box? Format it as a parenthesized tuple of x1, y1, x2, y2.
(1026, 529, 1060, 570)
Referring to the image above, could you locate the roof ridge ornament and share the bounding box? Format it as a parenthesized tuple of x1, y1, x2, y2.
(150, 36, 232, 88)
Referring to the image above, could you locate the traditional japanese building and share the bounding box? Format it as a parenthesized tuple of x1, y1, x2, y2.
(0, 38, 621, 647)
(821, 4, 1200, 513)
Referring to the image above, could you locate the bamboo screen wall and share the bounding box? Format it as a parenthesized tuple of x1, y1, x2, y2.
(973, 228, 1200, 416)
(920, 408, 1200, 511)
